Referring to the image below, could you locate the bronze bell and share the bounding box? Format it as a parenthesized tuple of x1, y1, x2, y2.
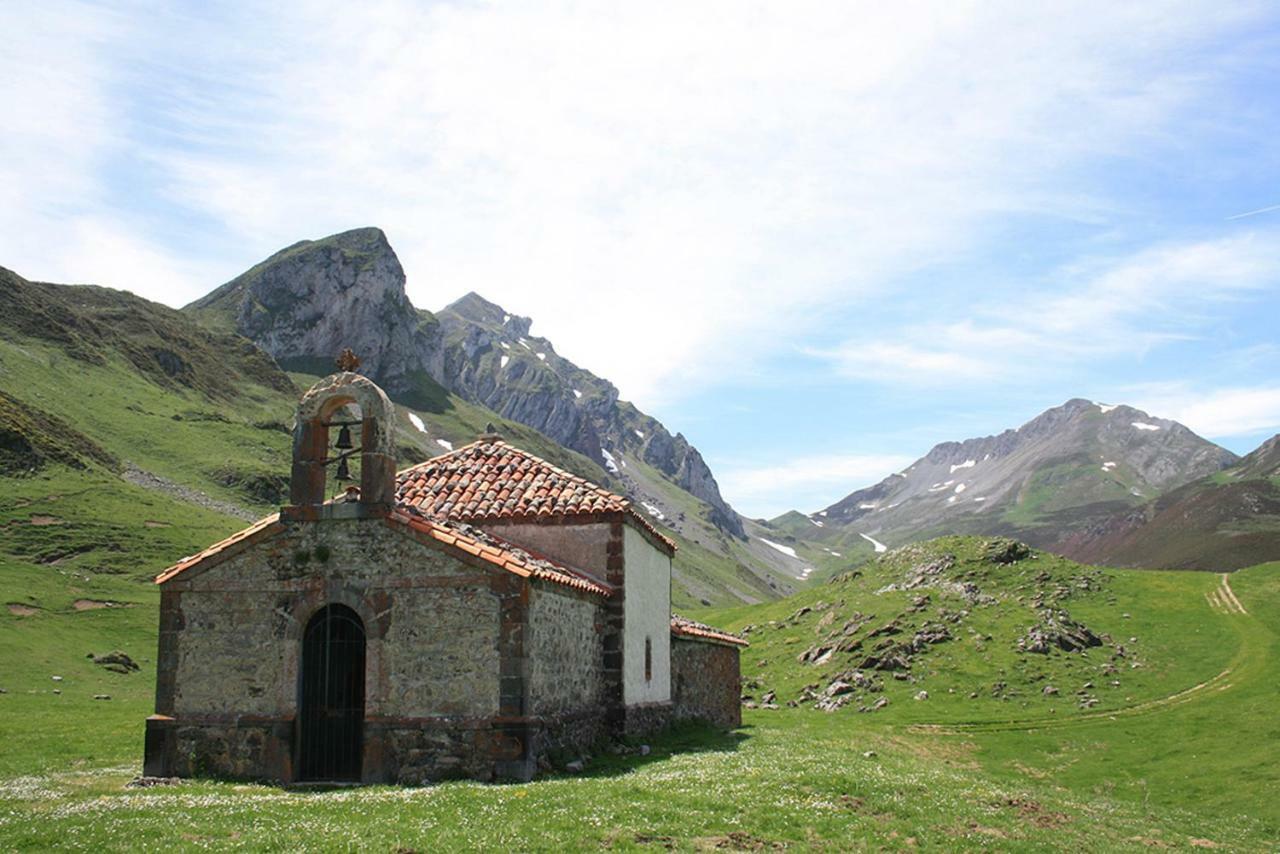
(335, 425, 354, 450)
(335, 457, 351, 482)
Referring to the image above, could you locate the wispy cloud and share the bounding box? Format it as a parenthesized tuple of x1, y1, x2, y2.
(717, 453, 914, 518)
(812, 233, 1280, 386)
(1227, 203, 1280, 220)
(1132, 384, 1280, 438)
(3, 1, 1270, 408)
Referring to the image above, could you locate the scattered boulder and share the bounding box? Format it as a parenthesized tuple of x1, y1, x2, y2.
(93, 694, 111, 701)
(127, 776, 182, 788)
(565, 759, 585, 773)
(1017, 610, 1103, 654)
(1042, 685, 1059, 696)
(92, 651, 140, 674)
(984, 538, 1031, 564)
(914, 690, 929, 701)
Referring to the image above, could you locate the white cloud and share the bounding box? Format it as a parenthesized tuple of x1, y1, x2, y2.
(718, 453, 913, 518)
(814, 233, 1280, 386)
(2, 1, 1266, 408)
(1132, 385, 1280, 439)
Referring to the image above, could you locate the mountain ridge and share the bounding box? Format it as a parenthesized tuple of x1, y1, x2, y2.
(764, 397, 1240, 567)
(182, 226, 746, 540)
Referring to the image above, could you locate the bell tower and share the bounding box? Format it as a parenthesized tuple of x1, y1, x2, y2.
(284, 351, 397, 518)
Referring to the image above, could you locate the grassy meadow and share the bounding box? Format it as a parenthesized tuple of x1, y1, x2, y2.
(2, 493, 1277, 850)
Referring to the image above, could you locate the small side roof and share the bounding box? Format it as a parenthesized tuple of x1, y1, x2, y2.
(670, 614, 749, 647)
(397, 439, 676, 554)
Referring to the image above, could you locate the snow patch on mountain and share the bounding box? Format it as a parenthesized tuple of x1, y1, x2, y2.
(1132, 422, 1161, 431)
(408, 413, 426, 433)
(950, 459, 976, 473)
(759, 538, 798, 558)
(859, 532, 888, 553)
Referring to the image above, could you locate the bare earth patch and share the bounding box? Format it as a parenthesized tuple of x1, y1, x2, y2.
(7, 603, 39, 616)
(28, 515, 64, 526)
(143, 520, 171, 528)
(72, 599, 130, 611)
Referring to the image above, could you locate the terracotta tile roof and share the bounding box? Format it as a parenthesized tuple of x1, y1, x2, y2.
(154, 513, 285, 584)
(386, 508, 613, 598)
(396, 439, 676, 553)
(670, 614, 749, 647)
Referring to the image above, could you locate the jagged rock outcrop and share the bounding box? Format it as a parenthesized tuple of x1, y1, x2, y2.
(184, 228, 746, 538)
(185, 228, 439, 390)
(436, 292, 745, 537)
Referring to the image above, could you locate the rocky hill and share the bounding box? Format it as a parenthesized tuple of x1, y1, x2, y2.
(767, 399, 1238, 563)
(183, 227, 745, 539)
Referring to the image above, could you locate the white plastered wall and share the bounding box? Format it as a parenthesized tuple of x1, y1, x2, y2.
(622, 524, 672, 704)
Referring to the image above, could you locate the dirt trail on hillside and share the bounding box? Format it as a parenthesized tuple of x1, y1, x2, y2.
(1219, 573, 1248, 615)
(910, 666, 1236, 735)
(122, 465, 257, 522)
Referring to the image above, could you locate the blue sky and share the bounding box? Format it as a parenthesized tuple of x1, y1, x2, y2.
(4, 1, 1280, 517)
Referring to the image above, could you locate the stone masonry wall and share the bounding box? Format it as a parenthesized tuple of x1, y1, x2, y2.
(671, 637, 742, 729)
(526, 585, 606, 716)
(162, 519, 500, 720)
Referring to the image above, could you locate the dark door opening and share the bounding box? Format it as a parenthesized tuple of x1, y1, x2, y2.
(298, 604, 366, 781)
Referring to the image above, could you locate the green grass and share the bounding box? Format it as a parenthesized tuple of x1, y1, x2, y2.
(3, 525, 1278, 848)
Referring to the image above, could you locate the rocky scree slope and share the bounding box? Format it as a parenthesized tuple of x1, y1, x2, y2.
(183, 227, 744, 540)
(776, 399, 1236, 560)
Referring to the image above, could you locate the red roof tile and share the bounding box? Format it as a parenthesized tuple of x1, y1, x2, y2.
(397, 440, 676, 553)
(670, 614, 749, 647)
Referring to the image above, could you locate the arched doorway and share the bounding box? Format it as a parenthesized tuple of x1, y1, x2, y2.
(298, 604, 366, 781)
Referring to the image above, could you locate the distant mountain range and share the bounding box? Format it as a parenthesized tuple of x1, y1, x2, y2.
(765, 398, 1278, 572)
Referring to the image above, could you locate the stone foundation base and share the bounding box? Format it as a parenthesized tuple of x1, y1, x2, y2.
(144, 711, 623, 785)
(622, 702, 673, 737)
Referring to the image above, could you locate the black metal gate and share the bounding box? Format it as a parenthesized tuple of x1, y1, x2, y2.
(298, 604, 366, 781)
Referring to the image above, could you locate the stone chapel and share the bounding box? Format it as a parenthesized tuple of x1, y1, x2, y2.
(143, 369, 745, 784)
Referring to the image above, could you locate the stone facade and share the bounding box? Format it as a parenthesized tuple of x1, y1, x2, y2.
(671, 637, 743, 729)
(145, 371, 743, 786)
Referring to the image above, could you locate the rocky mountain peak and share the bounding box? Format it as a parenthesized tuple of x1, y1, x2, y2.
(811, 397, 1237, 554)
(184, 228, 747, 541)
(443, 292, 532, 337)
(185, 227, 431, 387)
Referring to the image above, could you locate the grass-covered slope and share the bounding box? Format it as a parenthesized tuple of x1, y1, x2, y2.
(710, 537, 1242, 724)
(1060, 435, 1280, 572)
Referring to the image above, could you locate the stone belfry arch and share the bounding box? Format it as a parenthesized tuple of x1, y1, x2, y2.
(286, 360, 397, 516)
